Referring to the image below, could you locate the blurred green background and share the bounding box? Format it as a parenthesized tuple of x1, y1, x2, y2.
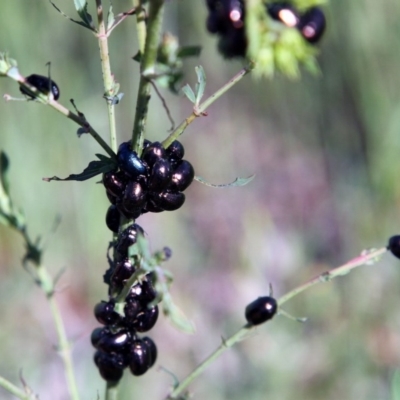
(1, 0, 400, 399)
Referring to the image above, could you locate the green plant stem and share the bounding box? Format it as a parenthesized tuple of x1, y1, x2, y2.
(49, 99, 115, 158)
(132, 0, 147, 54)
(162, 62, 255, 149)
(96, 0, 118, 153)
(34, 263, 81, 400)
(131, 0, 165, 154)
(105, 381, 118, 400)
(8, 73, 115, 158)
(167, 247, 388, 399)
(96, 7, 119, 399)
(278, 247, 387, 305)
(47, 291, 80, 400)
(167, 326, 251, 400)
(0, 376, 35, 400)
(10, 223, 81, 400)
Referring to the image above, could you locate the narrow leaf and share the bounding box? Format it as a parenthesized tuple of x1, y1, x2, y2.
(107, 8, 137, 35)
(73, 0, 96, 30)
(106, 3, 115, 31)
(181, 84, 196, 103)
(0, 151, 10, 196)
(73, 0, 86, 9)
(76, 127, 89, 137)
(195, 65, 206, 105)
(49, 0, 96, 31)
(132, 51, 142, 62)
(0, 53, 18, 76)
(0, 211, 12, 227)
(177, 46, 202, 58)
(43, 158, 116, 182)
(96, 153, 112, 162)
(195, 174, 255, 188)
(163, 300, 196, 334)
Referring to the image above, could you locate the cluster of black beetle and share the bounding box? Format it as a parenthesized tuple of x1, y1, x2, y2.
(18, 2, 400, 389)
(91, 138, 196, 381)
(205, 0, 326, 58)
(18, 3, 301, 383)
(19, 72, 280, 381)
(103, 139, 195, 224)
(91, 274, 159, 380)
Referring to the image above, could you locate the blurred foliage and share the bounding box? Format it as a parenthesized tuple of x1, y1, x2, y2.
(1, 0, 400, 400)
(246, 0, 320, 78)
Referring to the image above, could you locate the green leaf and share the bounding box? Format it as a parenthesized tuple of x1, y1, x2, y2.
(132, 51, 142, 62)
(43, 157, 116, 182)
(162, 298, 196, 334)
(194, 65, 206, 105)
(0, 211, 10, 227)
(195, 174, 255, 188)
(0, 151, 10, 196)
(136, 235, 195, 334)
(73, 0, 95, 30)
(73, 0, 86, 9)
(0, 53, 18, 76)
(96, 153, 112, 162)
(106, 2, 115, 31)
(49, 0, 96, 31)
(0, 151, 13, 223)
(181, 84, 196, 104)
(106, 7, 137, 35)
(177, 46, 202, 58)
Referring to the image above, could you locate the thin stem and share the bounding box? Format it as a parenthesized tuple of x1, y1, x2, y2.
(34, 264, 80, 400)
(48, 294, 80, 400)
(96, 5, 121, 399)
(131, 0, 165, 154)
(0, 375, 34, 400)
(105, 381, 119, 400)
(10, 74, 115, 158)
(168, 327, 251, 399)
(96, 0, 118, 153)
(167, 247, 388, 399)
(8, 219, 81, 400)
(162, 62, 255, 149)
(278, 247, 387, 306)
(49, 99, 115, 158)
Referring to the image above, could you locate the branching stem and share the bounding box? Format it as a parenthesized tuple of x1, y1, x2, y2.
(6, 70, 116, 158)
(44, 274, 80, 400)
(49, 99, 116, 158)
(0, 376, 35, 400)
(162, 62, 255, 148)
(131, 0, 165, 154)
(3, 225, 80, 400)
(167, 247, 388, 399)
